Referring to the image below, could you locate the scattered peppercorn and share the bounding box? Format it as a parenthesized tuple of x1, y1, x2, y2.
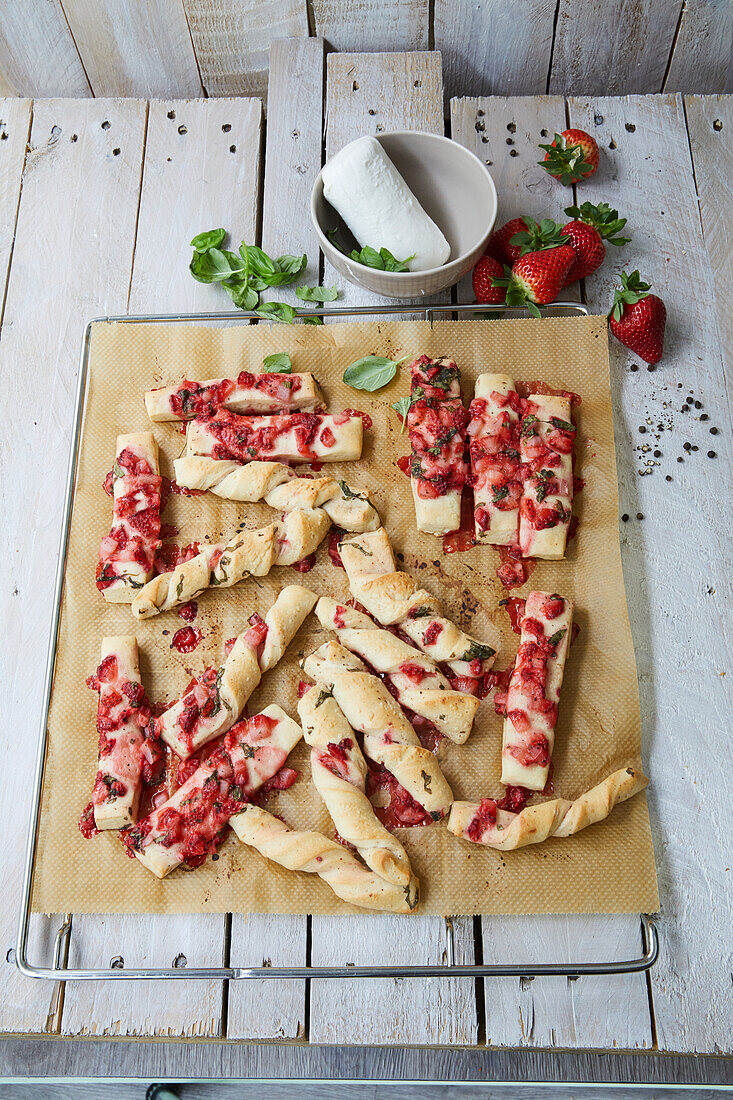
(621, 513, 629, 522)
(683, 441, 692, 451)
(710, 426, 718, 434)
(665, 475, 672, 481)
(636, 512, 644, 520)
(694, 400, 702, 409)
(677, 456, 684, 463)
(630, 364, 638, 372)
(708, 450, 716, 458)
(700, 413, 709, 421)
(653, 449, 661, 457)
(647, 364, 656, 372)
(681, 404, 689, 412)
(638, 426, 646, 434)
(692, 445, 698, 452)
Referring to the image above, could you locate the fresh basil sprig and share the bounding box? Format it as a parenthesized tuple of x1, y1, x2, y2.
(296, 285, 338, 302)
(326, 229, 415, 273)
(262, 352, 293, 373)
(390, 395, 411, 432)
(256, 302, 296, 324)
(343, 354, 408, 392)
(189, 230, 308, 322)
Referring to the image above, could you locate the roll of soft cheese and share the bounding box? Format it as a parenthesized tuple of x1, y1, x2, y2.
(322, 136, 451, 272)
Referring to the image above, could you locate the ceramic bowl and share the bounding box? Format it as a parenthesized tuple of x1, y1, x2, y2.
(311, 131, 498, 300)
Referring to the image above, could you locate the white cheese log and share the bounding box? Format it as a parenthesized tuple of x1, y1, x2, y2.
(322, 136, 450, 272)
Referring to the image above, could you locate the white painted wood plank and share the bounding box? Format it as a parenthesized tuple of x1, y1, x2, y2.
(666, 2, 733, 93)
(435, 0, 556, 101)
(322, 50, 446, 312)
(63, 96, 263, 1039)
(685, 93, 733, 423)
(482, 915, 651, 1048)
(183, 1, 309, 101)
(0, 99, 32, 318)
(549, 0, 682, 95)
(0, 97, 147, 1035)
(63, 0, 204, 97)
(311, 50, 477, 1046)
(450, 94, 651, 1050)
(0, 2, 90, 97)
(227, 38, 324, 1040)
(312, 0, 428, 51)
(567, 92, 733, 1056)
(310, 916, 477, 1045)
(129, 96, 263, 312)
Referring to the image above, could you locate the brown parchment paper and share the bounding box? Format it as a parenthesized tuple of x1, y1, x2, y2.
(31, 316, 659, 916)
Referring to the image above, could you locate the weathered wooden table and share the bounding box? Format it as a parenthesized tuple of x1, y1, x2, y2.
(1, 44, 731, 1084)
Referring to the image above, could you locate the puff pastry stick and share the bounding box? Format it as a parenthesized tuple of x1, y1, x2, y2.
(468, 374, 523, 545)
(88, 636, 151, 830)
(231, 803, 420, 913)
(145, 371, 323, 421)
(186, 409, 363, 465)
(303, 641, 453, 819)
(448, 767, 648, 850)
(501, 591, 573, 790)
(130, 508, 329, 618)
(407, 356, 468, 535)
(519, 394, 576, 560)
(127, 706, 303, 878)
(315, 597, 480, 744)
(97, 432, 162, 603)
(155, 585, 316, 758)
(339, 527, 500, 683)
(298, 685, 412, 886)
(173, 457, 380, 533)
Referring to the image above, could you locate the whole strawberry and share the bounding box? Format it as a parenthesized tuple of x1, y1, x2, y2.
(492, 244, 576, 318)
(539, 130, 599, 186)
(608, 271, 666, 365)
(561, 202, 630, 283)
(488, 216, 565, 266)
(472, 254, 506, 304)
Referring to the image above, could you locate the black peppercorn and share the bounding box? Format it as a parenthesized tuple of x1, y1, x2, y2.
(665, 475, 672, 481)
(694, 400, 702, 409)
(636, 512, 644, 520)
(653, 449, 661, 457)
(710, 426, 718, 435)
(638, 426, 646, 434)
(630, 364, 638, 372)
(708, 450, 716, 458)
(677, 456, 684, 462)
(681, 404, 689, 412)
(683, 441, 692, 451)
(700, 413, 709, 421)
(621, 513, 629, 521)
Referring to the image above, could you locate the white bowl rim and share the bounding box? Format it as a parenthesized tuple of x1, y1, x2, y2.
(310, 130, 498, 281)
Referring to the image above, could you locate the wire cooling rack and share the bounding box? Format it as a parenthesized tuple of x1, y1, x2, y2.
(17, 301, 659, 982)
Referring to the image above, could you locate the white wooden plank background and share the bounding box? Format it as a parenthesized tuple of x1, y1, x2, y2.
(182, 0, 309, 100)
(312, 0, 429, 52)
(435, 0, 556, 100)
(566, 91, 733, 1055)
(0, 1, 91, 97)
(62, 0, 204, 98)
(450, 92, 652, 1051)
(0, 50, 730, 1058)
(62, 95, 262, 1038)
(0, 97, 148, 1034)
(664, 0, 733, 94)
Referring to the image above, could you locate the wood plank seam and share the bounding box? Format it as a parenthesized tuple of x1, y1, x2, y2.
(0, 99, 33, 332)
(124, 98, 150, 311)
(56, 1, 95, 95)
(545, 0, 563, 95)
(659, 2, 687, 92)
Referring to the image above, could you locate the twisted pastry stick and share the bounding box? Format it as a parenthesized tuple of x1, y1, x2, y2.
(315, 597, 480, 744)
(129, 706, 303, 879)
(186, 409, 363, 465)
(173, 457, 380, 534)
(130, 508, 329, 618)
(97, 432, 162, 603)
(230, 804, 420, 913)
(303, 640, 453, 820)
(448, 767, 648, 850)
(156, 585, 316, 758)
(298, 684, 412, 886)
(145, 371, 323, 421)
(339, 527, 500, 681)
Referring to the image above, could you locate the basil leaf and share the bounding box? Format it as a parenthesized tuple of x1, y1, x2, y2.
(461, 640, 496, 662)
(256, 301, 296, 324)
(550, 416, 574, 431)
(240, 244, 276, 276)
(302, 313, 324, 325)
(262, 352, 293, 373)
(224, 282, 258, 310)
(391, 395, 411, 433)
(344, 354, 405, 392)
(296, 284, 339, 302)
(275, 254, 307, 276)
(547, 628, 566, 648)
(189, 247, 234, 284)
(380, 247, 415, 272)
(190, 228, 226, 252)
(346, 245, 415, 273)
(492, 484, 509, 503)
(351, 245, 384, 270)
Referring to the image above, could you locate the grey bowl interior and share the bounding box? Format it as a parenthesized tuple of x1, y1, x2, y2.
(314, 131, 496, 272)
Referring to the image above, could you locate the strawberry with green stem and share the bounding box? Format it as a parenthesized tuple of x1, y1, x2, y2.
(608, 271, 666, 365)
(561, 201, 631, 283)
(492, 244, 577, 318)
(539, 130, 599, 186)
(487, 216, 563, 266)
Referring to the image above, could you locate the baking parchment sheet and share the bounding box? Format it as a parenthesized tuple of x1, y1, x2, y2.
(31, 316, 659, 916)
